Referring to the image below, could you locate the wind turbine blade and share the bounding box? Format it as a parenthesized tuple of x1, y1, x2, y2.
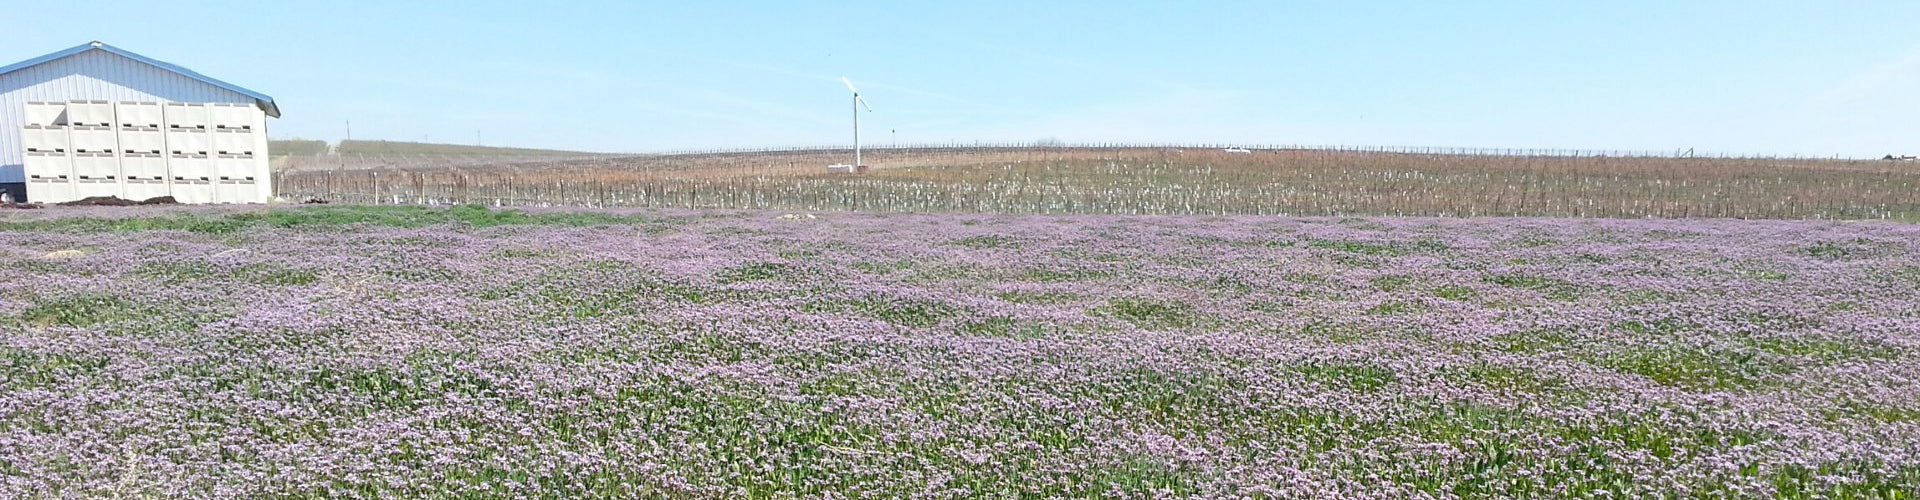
(856, 96, 874, 112)
(841, 77, 859, 94)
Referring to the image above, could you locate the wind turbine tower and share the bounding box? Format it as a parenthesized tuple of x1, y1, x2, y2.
(843, 77, 874, 169)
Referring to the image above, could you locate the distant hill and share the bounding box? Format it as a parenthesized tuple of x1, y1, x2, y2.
(269, 139, 328, 156)
(267, 140, 603, 157)
(335, 140, 601, 156)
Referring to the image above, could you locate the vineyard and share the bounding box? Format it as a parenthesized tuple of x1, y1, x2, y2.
(274, 145, 1920, 220)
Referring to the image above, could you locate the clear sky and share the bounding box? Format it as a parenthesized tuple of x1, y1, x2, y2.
(3, 1, 1916, 157)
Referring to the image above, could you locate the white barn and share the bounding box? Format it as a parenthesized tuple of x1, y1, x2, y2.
(0, 41, 280, 203)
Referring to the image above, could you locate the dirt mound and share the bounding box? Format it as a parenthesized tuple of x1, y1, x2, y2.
(56, 196, 139, 206)
(53, 196, 179, 207)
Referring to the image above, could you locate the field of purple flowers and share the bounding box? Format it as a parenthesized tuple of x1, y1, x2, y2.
(1, 205, 1918, 499)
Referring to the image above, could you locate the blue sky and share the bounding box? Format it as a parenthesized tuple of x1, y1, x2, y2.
(3, 1, 1917, 157)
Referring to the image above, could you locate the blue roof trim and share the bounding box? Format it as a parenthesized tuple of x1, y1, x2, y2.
(0, 41, 279, 118)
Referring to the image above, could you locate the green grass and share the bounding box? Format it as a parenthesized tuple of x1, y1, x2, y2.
(1483, 274, 1583, 300)
(1291, 361, 1399, 391)
(995, 290, 1081, 305)
(948, 234, 1020, 249)
(1447, 363, 1569, 394)
(804, 294, 967, 327)
(1021, 266, 1116, 283)
(1891, 266, 1920, 285)
(1614, 316, 1696, 336)
(1829, 401, 1920, 423)
(1502, 235, 1561, 248)
(10, 259, 101, 277)
(1745, 337, 1902, 363)
(714, 262, 797, 284)
(1282, 272, 1333, 285)
(492, 248, 565, 259)
(1085, 456, 1196, 496)
(383, 264, 462, 282)
(1093, 297, 1200, 329)
(1798, 239, 1904, 261)
(0, 214, 253, 234)
(1298, 319, 1374, 343)
(1586, 344, 1790, 390)
(17, 294, 149, 327)
(1489, 328, 1578, 354)
(0, 346, 112, 388)
(296, 364, 503, 411)
(1645, 229, 1702, 240)
(533, 265, 715, 319)
(1609, 288, 1680, 305)
(135, 260, 319, 286)
(1366, 301, 1424, 315)
(1306, 238, 1449, 256)
(955, 316, 1054, 339)
(1433, 285, 1478, 301)
(850, 260, 916, 274)
(11, 293, 227, 337)
(1370, 275, 1415, 292)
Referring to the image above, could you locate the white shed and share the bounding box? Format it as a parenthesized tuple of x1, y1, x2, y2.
(0, 41, 280, 203)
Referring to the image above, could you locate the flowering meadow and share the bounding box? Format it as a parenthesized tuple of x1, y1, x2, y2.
(1, 205, 1918, 499)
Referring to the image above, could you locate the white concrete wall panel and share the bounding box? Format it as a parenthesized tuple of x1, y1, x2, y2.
(165, 129, 208, 155)
(208, 103, 256, 130)
(213, 154, 250, 181)
(113, 101, 162, 127)
(71, 152, 119, 180)
(66, 100, 114, 126)
(121, 152, 166, 180)
(22, 125, 68, 152)
(123, 178, 167, 200)
(167, 153, 209, 181)
(69, 125, 117, 153)
(75, 178, 121, 198)
(170, 180, 212, 204)
(27, 180, 76, 203)
(163, 102, 209, 130)
(23, 151, 69, 180)
(25, 102, 67, 126)
(118, 126, 163, 154)
(212, 129, 253, 155)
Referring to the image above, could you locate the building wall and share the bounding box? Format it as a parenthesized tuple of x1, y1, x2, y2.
(21, 101, 272, 204)
(1, 49, 258, 183)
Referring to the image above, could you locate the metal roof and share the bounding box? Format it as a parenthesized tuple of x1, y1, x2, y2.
(0, 41, 279, 117)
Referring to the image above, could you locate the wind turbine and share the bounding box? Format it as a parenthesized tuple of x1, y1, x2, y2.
(842, 77, 874, 169)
